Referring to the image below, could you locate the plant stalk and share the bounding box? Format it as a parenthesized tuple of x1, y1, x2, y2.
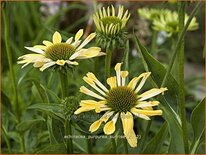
(105, 47, 112, 78)
(59, 72, 73, 153)
(151, 30, 158, 55)
(178, 2, 189, 153)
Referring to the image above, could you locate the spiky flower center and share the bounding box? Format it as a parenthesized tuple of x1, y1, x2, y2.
(106, 86, 137, 112)
(101, 16, 122, 26)
(45, 43, 75, 61)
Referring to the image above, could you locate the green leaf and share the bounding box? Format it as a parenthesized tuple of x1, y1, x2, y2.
(16, 118, 45, 132)
(27, 103, 65, 122)
(133, 35, 179, 109)
(161, 104, 185, 153)
(142, 122, 168, 153)
(190, 98, 205, 154)
(36, 143, 67, 153)
(134, 36, 185, 153)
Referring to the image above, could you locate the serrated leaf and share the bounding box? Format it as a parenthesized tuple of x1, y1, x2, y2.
(16, 118, 45, 132)
(142, 122, 168, 153)
(190, 98, 205, 154)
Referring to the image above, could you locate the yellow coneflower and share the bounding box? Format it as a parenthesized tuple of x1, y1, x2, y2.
(93, 5, 130, 49)
(153, 10, 198, 36)
(18, 30, 105, 71)
(74, 63, 167, 147)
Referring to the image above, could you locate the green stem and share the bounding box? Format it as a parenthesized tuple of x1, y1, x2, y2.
(3, 3, 20, 123)
(178, 2, 189, 153)
(120, 125, 128, 154)
(161, 1, 203, 87)
(59, 72, 68, 98)
(151, 30, 158, 55)
(86, 136, 92, 154)
(105, 48, 112, 78)
(111, 137, 116, 153)
(139, 120, 152, 152)
(65, 118, 73, 154)
(59, 71, 73, 153)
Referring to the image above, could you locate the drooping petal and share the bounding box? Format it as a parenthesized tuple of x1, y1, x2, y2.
(127, 72, 150, 91)
(52, 31, 62, 44)
(40, 61, 56, 71)
(135, 72, 151, 93)
(33, 62, 45, 68)
(131, 108, 162, 116)
(86, 72, 109, 93)
(25, 46, 45, 54)
(131, 108, 151, 120)
(83, 76, 107, 96)
(76, 33, 96, 50)
(34, 45, 47, 50)
(135, 101, 160, 108)
(75, 47, 102, 59)
(120, 71, 129, 86)
(103, 113, 119, 135)
(66, 60, 79, 66)
(120, 112, 137, 147)
(114, 63, 122, 86)
(138, 88, 168, 101)
(89, 120, 102, 132)
(80, 86, 105, 100)
(107, 76, 117, 88)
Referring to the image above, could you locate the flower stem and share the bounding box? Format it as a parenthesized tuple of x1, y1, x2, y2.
(111, 137, 116, 153)
(86, 136, 92, 154)
(120, 121, 128, 153)
(151, 30, 158, 55)
(105, 47, 112, 78)
(178, 2, 189, 153)
(59, 71, 73, 153)
(65, 118, 73, 153)
(161, 1, 203, 87)
(3, 2, 20, 123)
(59, 71, 68, 98)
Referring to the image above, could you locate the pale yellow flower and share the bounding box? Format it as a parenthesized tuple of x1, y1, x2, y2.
(18, 30, 105, 71)
(93, 5, 130, 49)
(153, 10, 199, 36)
(75, 63, 167, 147)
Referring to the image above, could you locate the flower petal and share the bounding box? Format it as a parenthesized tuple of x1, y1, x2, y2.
(114, 63, 122, 86)
(120, 112, 137, 147)
(80, 86, 105, 100)
(43, 40, 53, 46)
(75, 29, 83, 41)
(76, 33, 96, 50)
(52, 31, 62, 44)
(103, 113, 118, 135)
(39, 61, 56, 71)
(138, 87, 168, 101)
(75, 47, 102, 59)
(107, 76, 117, 88)
(131, 108, 162, 116)
(25, 46, 44, 54)
(66, 37, 73, 44)
(34, 45, 47, 50)
(89, 120, 102, 132)
(56, 60, 65, 66)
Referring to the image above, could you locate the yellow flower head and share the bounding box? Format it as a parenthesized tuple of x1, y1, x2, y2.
(152, 10, 198, 36)
(75, 63, 167, 148)
(18, 30, 105, 71)
(93, 5, 130, 49)
(138, 8, 169, 21)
